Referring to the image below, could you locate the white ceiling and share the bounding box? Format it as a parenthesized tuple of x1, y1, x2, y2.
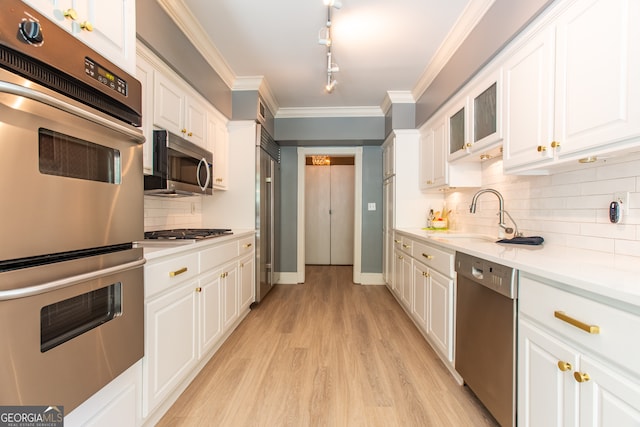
(159, 0, 494, 116)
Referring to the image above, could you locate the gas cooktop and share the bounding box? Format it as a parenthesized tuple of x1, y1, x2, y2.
(144, 228, 233, 240)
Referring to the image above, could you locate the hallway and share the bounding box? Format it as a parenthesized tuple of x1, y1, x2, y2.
(157, 265, 497, 426)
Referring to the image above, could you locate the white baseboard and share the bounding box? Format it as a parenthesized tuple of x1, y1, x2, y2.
(276, 272, 302, 284)
(357, 273, 386, 285)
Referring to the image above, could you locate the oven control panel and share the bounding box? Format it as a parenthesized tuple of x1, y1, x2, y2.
(84, 57, 128, 96)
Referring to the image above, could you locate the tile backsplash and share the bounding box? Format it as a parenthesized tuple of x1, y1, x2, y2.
(144, 196, 203, 231)
(444, 154, 640, 256)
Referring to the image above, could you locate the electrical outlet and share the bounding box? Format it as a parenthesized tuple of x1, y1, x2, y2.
(367, 202, 376, 211)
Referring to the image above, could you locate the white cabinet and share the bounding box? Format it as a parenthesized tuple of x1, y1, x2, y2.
(419, 114, 480, 192)
(144, 276, 198, 416)
(518, 273, 640, 426)
(447, 69, 503, 162)
(197, 270, 222, 360)
(24, 0, 136, 74)
(208, 110, 229, 190)
(220, 260, 239, 331)
(393, 232, 455, 366)
(142, 234, 255, 422)
(135, 45, 155, 174)
(504, 0, 640, 174)
(239, 253, 255, 313)
(153, 71, 207, 148)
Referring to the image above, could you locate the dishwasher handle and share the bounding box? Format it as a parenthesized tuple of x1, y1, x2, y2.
(472, 264, 484, 280)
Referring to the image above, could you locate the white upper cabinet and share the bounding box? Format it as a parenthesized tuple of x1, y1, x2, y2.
(207, 109, 229, 190)
(136, 45, 155, 174)
(447, 69, 503, 163)
(503, 0, 640, 174)
(24, 0, 136, 74)
(420, 113, 481, 192)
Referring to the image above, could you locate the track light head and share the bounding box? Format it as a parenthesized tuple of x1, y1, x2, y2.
(325, 78, 337, 93)
(323, 0, 342, 9)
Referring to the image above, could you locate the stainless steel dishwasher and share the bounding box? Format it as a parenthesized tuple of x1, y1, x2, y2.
(455, 252, 517, 427)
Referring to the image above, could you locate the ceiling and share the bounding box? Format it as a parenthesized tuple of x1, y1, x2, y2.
(158, 0, 495, 117)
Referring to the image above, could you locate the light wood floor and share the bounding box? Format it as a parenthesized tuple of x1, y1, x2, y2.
(157, 265, 498, 426)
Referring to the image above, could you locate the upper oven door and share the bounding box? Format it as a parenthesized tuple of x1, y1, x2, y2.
(0, 69, 145, 261)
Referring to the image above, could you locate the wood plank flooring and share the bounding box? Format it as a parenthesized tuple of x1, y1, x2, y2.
(157, 265, 498, 426)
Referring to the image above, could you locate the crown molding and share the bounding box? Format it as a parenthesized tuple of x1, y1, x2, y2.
(276, 106, 384, 119)
(233, 77, 280, 115)
(381, 91, 416, 114)
(156, 0, 236, 88)
(412, 0, 496, 100)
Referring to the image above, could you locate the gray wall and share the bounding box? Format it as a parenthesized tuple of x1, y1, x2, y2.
(278, 147, 298, 272)
(361, 146, 383, 273)
(276, 116, 385, 145)
(277, 146, 383, 275)
(415, 0, 554, 126)
(136, 1, 232, 118)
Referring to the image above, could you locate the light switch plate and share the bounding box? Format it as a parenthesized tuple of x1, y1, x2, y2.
(367, 202, 376, 211)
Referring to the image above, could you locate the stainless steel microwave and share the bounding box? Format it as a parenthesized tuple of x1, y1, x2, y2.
(144, 130, 214, 196)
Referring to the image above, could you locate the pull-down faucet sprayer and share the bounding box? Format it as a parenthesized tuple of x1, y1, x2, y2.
(469, 188, 520, 236)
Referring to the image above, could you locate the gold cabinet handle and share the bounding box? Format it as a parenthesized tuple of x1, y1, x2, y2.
(557, 361, 572, 372)
(181, 128, 187, 134)
(243, 243, 252, 248)
(80, 21, 93, 32)
(188, 132, 193, 137)
(216, 178, 223, 183)
(426, 180, 433, 185)
(537, 145, 547, 152)
(169, 267, 188, 277)
(422, 271, 430, 278)
(394, 239, 400, 243)
(422, 253, 434, 260)
(465, 143, 473, 148)
(551, 141, 561, 149)
(554, 311, 600, 334)
(398, 255, 404, 260)
(63, 8, 78, 20)
(574, 372, 590, 383)
(402, 244, 410, 249)
(195, 287, 202, 293)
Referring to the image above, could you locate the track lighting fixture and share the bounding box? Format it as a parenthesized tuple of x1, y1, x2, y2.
(319, 0, 341, 93)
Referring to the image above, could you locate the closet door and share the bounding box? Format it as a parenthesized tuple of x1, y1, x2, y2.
(305, 165, 331, 264)
(330, 165, 354, 265)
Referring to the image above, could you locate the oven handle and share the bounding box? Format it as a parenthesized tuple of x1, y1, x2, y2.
(0, 258, 146, 301)
(0, 81, 145, 144)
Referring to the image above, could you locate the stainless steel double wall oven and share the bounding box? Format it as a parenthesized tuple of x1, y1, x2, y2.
(0, 1, 145, 413)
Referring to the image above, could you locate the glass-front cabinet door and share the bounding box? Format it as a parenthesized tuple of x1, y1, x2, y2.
(469, 69, 503, 151)
(446, 97, 469, 161)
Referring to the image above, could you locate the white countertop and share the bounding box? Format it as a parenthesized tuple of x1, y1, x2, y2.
(397, 228, 640, 310)
(135, 229, 255, 261)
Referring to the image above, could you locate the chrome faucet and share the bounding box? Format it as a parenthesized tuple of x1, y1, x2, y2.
(469, 188, 520, 236)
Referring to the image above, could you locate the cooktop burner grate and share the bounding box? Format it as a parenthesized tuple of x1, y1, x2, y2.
(144, 228, 233, 240)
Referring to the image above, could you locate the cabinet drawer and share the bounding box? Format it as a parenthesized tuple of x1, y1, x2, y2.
(145, 252, 199, 299)
(519, 274, 640, 377)
(396, 236, 414, 256)
(200, 241, 238, 273)
(238, 236, 255, 256)
(412, 240, 454, 277)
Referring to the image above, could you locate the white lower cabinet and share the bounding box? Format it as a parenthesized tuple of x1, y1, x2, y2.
(142, 233, 255, 423)
(518, 273, 640, 426)
(391, 231, 455, 367)
(144, 279, 198, 416)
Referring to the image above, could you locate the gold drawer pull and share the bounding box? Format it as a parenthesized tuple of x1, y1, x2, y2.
(574, 372, 590, 383)
(551, 141, 561, 149)
(422, 271, 430, 278)
(557, 361, 572, 372)
(422, 253, 434, 260)
(402, 244, 410, 249)
(537, 145, 547, 152)
(243, 243, 252, 248)
(169, 267, 188, 277)
(80, 21, 93, 32)
(188, 131, 193, 137)
(554, 311, 600, 334)
(63, 8, 78, 20)
(394, 239, 400, 243)
(195, 287, 202, 293)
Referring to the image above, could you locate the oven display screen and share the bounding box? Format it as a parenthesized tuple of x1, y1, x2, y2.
(84, 57, 127, 96)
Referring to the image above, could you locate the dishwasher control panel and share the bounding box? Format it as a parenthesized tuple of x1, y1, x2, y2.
(455, 252, 517, 299)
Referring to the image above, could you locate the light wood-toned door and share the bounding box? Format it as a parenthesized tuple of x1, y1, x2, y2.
(305, 161, 354, 265)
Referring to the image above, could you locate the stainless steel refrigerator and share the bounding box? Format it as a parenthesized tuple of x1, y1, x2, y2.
(255, 124, 280, 303)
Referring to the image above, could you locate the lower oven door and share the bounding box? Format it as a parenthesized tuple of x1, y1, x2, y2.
(0, 70, 144, 261)
(0, 253, 144, 412)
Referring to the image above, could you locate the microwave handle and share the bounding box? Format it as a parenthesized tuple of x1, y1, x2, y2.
(197, 157, 211, 191)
